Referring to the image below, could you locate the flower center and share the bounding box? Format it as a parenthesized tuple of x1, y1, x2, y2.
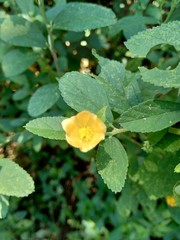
(79, 127, 93, 142)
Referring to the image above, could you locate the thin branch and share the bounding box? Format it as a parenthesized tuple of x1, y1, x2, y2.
(38, 0, 61, 77)
(164, 0, 179, 23)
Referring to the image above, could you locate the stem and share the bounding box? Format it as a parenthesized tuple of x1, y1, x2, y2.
(38, 0, 61, 77)
(168, 127, 180, 135)
(164, 0, 178, 23)
(159, 0, 166, 23)
(106, 128, 128, 137)
(121, 134, 142, 147)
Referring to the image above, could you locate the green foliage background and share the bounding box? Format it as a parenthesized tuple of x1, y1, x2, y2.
(0, 0, 180, 239)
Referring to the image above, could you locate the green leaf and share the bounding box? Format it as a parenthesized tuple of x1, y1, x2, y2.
(0, 15, 46, 47)
(169, 207, 180, 224)
(117, 180, 138, 217)
(93, 51, 142, 113)
(32, 136, 42, 152)
(2, 49, 36, 77)
(137, 77, 169, 100)
(139, 63, 180, 88)
(147, 129, 167, 145)
(119, 100, 180, 133)
(109, 15, 158, 39)
(96, 137, 128, 193)
(0, 40, 11, 62)
(174, 163, 180, 173)
(59, 71, 113, 123)
(173, 182, 180, 207)
(139, 151, 179, 199)
(0, 134, 6, 145)
(12, 86, 30, 101)
(25, 117, 66, 140)
(9, 74, 28, 85)
(125, 21, 180, 57)
(46, 2, 66, 21)
(96, 106, 108, 123)
(28, 84, 60, 117)
(16, 0, 35, 15)
(156, 133, 180, 152)
(0, 158, 34, 197)
(0, 195, 9, 219)
(54, 2, 116, 32)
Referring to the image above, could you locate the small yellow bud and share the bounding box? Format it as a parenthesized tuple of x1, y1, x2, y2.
(166, 196, 176, 207)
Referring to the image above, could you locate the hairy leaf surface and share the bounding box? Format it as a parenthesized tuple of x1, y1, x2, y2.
(93, 52, 142, 113)
(139, 63, 180, 88)
(54, 2, 116, 31)
(0, 158, 34, 197)
(59, 72, 113, 122)
(139, 152, 180, 199)
(25, 117, 66, 140)
(120, 100, 180, 132)
(28, 84, 60, 117)
(0, 16, 46, 47)
(125, 21, 180, 57)
(96, 137, 128, 193)
(2, 49, 36, 77)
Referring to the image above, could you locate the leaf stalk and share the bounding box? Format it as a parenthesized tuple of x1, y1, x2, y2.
(106, 128, 128, 137)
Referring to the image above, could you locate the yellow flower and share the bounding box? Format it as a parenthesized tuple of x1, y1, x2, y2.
(166, 196, 176, 207)
(61, 110, 106, 152)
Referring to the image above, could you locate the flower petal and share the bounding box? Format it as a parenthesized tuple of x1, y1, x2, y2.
(91, 116, 106, 133)
(75, 110, 95, 127)
(79, 132, 105, 152)
(62, 110, 106, 152)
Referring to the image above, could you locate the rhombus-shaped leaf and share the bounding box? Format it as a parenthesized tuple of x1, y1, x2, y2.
(125, 21, 180, 57)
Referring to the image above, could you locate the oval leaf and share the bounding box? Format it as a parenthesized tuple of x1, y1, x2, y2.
(139, 63, 180, 88)
(2, 49, 36, 77)
(125, 21, 180, 57)
(59, 71, 113, 123)
(54, 2, 116, 32)
(96, 137, 128, 193)
(109, 15, 158, 39)
(28, 84, 60, 117)
(0, 16, 46, 47)
(0, 158, 34, 197)
(25, 117, 66, 140)
(120, 100, 180, 133)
